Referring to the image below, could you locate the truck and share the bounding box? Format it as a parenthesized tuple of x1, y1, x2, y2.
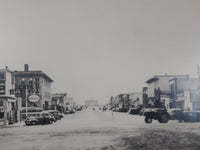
(143, 108, 171, 123)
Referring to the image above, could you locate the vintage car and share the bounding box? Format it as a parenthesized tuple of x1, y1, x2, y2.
(64, 108, 75, 114)
(47, 110, 62, 120)
(24, 113, 54, 125)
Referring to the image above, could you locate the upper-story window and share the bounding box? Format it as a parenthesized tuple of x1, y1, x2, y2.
(0, 73, 5, 80)
(170, 84, 175, 99)
(35, 78, 39, 83)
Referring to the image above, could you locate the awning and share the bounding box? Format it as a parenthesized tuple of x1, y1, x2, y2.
(0, 95, 16, 99)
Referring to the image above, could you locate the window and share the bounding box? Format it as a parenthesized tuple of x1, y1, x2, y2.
(170, 84, 175, 99)
(0, 73, 5, 80)
(0, 101, 3, 106)
(35, 78, 39, 83)
(0, 112, 4, 119)
(0, 80, 5, 95)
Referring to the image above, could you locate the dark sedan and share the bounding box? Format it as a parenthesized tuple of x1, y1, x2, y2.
(24, 113, 54, 125)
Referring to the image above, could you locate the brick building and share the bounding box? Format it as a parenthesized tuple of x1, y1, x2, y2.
(14, 64, 53, 119)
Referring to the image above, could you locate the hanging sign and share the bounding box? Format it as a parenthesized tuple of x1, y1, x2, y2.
(28, 94, 40, 103)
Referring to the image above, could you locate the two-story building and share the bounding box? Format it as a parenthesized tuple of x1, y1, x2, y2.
(145, 74, 189, 109)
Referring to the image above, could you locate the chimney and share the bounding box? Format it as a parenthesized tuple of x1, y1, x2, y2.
(24, 64, 29, 72)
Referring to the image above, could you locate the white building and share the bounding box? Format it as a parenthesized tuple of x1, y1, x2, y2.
(145, 74, 189, 109)
(0, 68, 16, 125)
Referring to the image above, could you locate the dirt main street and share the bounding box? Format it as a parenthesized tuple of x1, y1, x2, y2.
(1, 109, 200, 150)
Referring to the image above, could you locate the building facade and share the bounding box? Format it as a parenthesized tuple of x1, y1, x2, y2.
(14, 64, 53, 119)
(169, 77, 199, 110)
(0, 68, 16, 125)
(145, 75, 189, 109)
(51, 93, 67, 113)
(129, 92, 143, 107)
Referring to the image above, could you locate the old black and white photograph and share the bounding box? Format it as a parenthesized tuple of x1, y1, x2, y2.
(1, 0, 200, 150)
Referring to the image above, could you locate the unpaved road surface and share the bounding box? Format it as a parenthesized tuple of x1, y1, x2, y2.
(1, 109, 200, 150)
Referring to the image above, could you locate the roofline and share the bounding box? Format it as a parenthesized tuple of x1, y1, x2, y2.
(146, 74, 189, 84)
(153, 74, 189, 78)
(14, 70, 54, 82)
(145, 77, 159, 84)
(0, 69, 12, 73)
(0, 95, 16, 99)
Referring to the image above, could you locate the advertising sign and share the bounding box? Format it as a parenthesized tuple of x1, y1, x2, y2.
(28, 94, 40, 103)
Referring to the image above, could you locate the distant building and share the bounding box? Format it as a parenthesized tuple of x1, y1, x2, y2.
(129, 92, 143, 107)
(85, 100, 98, 106)
(117, 94, 130, 111)
(51, 93, 67, 113)
(66, 97, 75, 111)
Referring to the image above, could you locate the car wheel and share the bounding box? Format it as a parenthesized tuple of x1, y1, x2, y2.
(31, 121, 36, 125)
(49, 120, 53, 124)
(158, 114, 169, 123)
(145, 117, 152, 124)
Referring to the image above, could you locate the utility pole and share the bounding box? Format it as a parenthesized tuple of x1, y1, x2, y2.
(25, 85, 28, 117)
(197, 64, 200, 90)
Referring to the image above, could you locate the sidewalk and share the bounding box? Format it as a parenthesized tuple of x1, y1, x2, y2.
(0, 122, 25, 129)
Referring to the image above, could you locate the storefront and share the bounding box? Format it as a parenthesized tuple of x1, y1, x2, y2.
(0, 95, 16, 125)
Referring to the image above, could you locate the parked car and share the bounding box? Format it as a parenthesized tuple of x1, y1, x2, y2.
(119, 107, 129, 112)
(58, 113, 63, 118)
(112, 107, 119, 112)
(24, 113, 53, 126)
(47, 110, 62, 120)
(102, 106, 107, 112)
(64, 108, 75, 114)
(64, 110, 72, 114)
(75, 106, 82, 111)
(43, 111, 57, 122)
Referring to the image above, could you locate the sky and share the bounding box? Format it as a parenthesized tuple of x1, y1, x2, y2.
(0, 0, 200, 104)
